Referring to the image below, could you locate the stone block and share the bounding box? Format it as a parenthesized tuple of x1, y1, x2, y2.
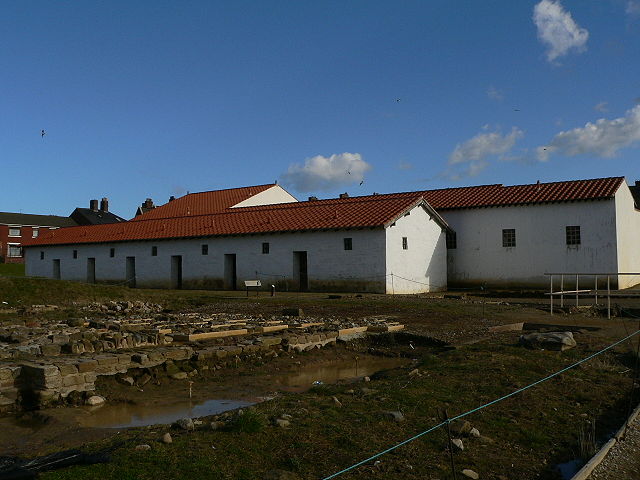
(50, 334, 70, 345)
(83, 372, 98, 384)
(131, 353, 149, 364)
(41, 344, 62, 356)
(62, 374, 84, 387)
(57, 363, 78, 376)
(95, 355, 118, 366)
(76, 359, 98, 373)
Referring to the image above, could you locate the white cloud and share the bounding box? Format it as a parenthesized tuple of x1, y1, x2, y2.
(533, 0, 589, 63)
(537, 104, 640, 161)
(594, 101, 608, 113)
(449, 127, 524, 165)
(487, 86, 504, 101)
(627, 1, 640, 16)
(280, 152, 372, 192)
(444, 127, 523, 180)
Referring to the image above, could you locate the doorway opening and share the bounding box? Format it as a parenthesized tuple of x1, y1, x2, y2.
(126, 257, 136, 288)
(52, 259, 61, 280)
(171, 255, 183, 289)
(224, 254, 237, 290)
(293, 251, 308, 291)
(87, 258, 96, 284)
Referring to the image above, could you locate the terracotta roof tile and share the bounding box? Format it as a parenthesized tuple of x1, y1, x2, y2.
(131, 184, 276, 221)
(419, 176, 625, 210)
(23, 177, 625, 248)
(24, 194, 425, 247)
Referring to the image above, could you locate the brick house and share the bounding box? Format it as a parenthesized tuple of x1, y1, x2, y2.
(0, 213, 76, 264)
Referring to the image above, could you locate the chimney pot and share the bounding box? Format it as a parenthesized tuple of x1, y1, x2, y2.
(89, 199, 99, 212)
(169, 195, 175, 202)
(100, 197, 109, 213)
(636, 180, 640, 187)
(339, 192, 349, 199)
(308, 196, 318, 201)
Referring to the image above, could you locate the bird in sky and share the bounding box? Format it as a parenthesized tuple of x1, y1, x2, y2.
(41, 129, 46, 137)
(513, 108, 520, 112)
(395, 98, 401, 102)
(359, 180, 364, 186)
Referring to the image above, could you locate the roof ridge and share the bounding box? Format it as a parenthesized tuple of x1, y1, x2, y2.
(179, 183, 276, 197)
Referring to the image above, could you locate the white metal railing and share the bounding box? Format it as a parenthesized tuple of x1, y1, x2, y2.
(546, 272, 640, 319)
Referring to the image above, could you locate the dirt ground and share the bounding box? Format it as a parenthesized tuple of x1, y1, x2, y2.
(1, 284, 640, 479)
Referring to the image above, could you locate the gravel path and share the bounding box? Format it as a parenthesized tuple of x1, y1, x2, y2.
(588, 414, 640, 480)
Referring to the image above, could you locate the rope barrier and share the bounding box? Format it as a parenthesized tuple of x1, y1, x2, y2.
(321, 328, 640, 479)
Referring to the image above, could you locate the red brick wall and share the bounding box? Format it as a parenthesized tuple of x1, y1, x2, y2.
(0, 224, 38, 264)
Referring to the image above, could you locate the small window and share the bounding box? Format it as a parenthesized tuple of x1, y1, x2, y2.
(110, 248, 115, 257)
(202, 244, 209, 255)
(151, 246, 158, 256)
(40, 251, 45, 260)
(73, 250, 78, 259)
(32, 228, 39, 238)
(7, 244, 22, 258)
(343, 238, 352, 251)
(446, 231, 457, 249)
(402, 237, 408, 250)
(262, 242, 269, 254)
(566, 226, 581, 246)
(502, 229, 516, 247)
(8, 227, 20, 237)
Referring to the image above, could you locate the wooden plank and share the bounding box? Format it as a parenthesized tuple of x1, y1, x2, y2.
(367, 324, 404, 333)
(254, 325, 289, 333)
(172, 329, 249, 342)
(338, 326, 368, 336)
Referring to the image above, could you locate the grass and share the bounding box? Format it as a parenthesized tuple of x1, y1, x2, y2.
(0, 263, 24, 276)
(36, 335, 638, 480)
(0, 275, 637, 478)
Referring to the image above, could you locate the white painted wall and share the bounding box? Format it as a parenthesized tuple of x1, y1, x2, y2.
(442, 200, 619, 288)
(231, 185, 298, 208)
(615, 183, 640, 288)
(385, 204, 447, 293)
(25, 228, 388, 293)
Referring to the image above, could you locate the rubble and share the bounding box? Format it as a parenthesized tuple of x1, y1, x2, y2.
(0, 308, 404, 411)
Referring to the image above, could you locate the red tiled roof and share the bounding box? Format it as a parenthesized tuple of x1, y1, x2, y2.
(24, 194, 427, 247)
(131, 184, 277, 221)
(419, 176, 625, 210)
(23, 177, 625, 248)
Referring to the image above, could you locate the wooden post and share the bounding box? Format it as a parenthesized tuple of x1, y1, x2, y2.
(550, 275, 553, 316)
(607, 276, 611, 320)
(443, 410, 457, 480)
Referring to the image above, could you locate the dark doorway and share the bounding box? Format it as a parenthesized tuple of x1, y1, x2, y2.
(86, 258, 96, 284)
(293, 251, 308, 291)
(52, 259, 61, 280)
(224, 254, 237, 290)
(126, 257, 136, 288)
(171, 255, 183, 289)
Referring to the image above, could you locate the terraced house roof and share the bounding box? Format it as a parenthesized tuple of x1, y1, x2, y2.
(130, 184, 278, 221)
(23, 177, 626, 247)
(24, 194, 434, 247)
(419, 176, 625, 210)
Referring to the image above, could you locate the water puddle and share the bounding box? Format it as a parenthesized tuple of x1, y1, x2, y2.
(79, 398, 253, 429)
(273, 357, 408, 392)
(77, 356, 408, 429)
(555, 459, 584, 479)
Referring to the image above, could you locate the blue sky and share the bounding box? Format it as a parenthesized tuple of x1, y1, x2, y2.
(2, 1, 640, 217)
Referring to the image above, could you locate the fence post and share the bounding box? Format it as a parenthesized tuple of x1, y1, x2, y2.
(560, 274, 564, 308)
(550, 275, 553, 316)
(607, 276, 611, 320)
(443, 410, 457, 480)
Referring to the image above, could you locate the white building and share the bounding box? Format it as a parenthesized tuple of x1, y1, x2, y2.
(23, 177, 640, 292)
(23, 184, 449, 294)
(421, 176, 640, 289)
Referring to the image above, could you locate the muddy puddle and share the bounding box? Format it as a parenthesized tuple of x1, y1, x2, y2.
(272, 356, 407, 392)
(78, 356, 407, 429)
(78, 399, 255, 429)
